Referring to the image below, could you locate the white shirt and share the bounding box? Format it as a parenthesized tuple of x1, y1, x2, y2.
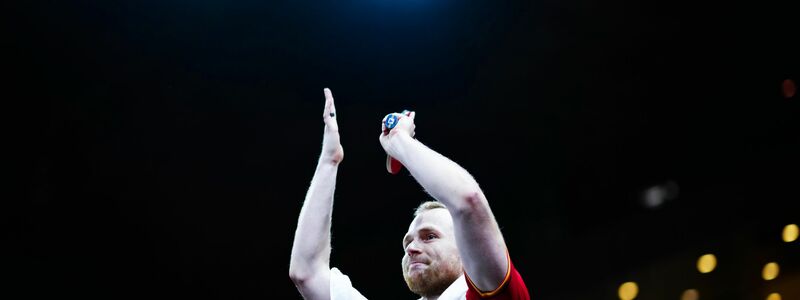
(330, 267, 468, 300)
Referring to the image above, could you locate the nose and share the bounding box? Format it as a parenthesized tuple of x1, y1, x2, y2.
(406, 240, 422, 256)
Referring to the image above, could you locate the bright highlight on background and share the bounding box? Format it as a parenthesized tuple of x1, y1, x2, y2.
(697, 254, 717, 273)
(783, 224, 798, 242)
(681, 289, 699, 300)
(767, 293, 782, 300)
(618, 282, 638, 300)
(762, 262, 780, 280)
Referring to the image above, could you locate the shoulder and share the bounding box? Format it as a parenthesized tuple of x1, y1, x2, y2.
(465, 258, 530, 300)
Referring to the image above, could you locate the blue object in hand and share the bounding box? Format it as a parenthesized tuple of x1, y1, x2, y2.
(384, 114, 399, 130)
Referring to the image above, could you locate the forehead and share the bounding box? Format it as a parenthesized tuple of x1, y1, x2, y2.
(407, 208, 454, 234)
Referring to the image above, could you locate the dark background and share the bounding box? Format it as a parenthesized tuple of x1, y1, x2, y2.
(10, 0, 799, 299)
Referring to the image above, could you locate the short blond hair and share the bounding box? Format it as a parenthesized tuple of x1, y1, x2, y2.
(414, 201, 447, 216)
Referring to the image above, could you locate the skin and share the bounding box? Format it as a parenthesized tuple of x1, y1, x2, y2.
(290, 89, 509, 300)
(402, 208, 463, 300)
(289, 88, 340, 300)
(379, 111, 509, 295)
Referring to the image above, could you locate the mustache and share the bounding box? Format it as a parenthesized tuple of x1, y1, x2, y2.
(404, 257, 430, 264)
(403, 257, 431, 271)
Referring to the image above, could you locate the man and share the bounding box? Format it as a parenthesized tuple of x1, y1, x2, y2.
(289, 88, 529, 300)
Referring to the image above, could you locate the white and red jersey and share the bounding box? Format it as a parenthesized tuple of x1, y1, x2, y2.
(330, 256, 529, 300)
(465, 258, 529, 300)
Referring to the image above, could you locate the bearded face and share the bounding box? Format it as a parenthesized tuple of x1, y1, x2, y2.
(401, 208, 464, 298)
(402, 250, 463, 297)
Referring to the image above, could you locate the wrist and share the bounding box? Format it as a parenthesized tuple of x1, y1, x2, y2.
(318, 151, 343, 166)
(386, 133, 415, 161)
(317, 158, 341, 170)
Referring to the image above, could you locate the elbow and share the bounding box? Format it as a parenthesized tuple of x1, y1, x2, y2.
(289, 246, 331, 286)
(289, 258, 310, 284)
(289, 258, 326, 286)
(450, 189, 486, 217)
(289, 265, 309, 286)
(463, 190, 485, 211)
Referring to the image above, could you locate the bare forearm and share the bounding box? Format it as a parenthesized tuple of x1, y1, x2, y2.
(389, 133, 508, 291)
(388, 134, 481, 210)
(290, 160, 338, 277)
(289, 88, 341, 299)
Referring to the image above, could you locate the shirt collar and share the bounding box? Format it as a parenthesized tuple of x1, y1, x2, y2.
(418, 274, 467, 300)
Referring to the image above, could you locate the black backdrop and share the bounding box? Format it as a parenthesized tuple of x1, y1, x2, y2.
(10, 0, 799, 299)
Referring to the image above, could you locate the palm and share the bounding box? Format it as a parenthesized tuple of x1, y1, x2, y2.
(322, 88, 344, 164)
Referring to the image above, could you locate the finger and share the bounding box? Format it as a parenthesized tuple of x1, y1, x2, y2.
(325, 88, 336, 117)
(408, 111, 416, 120)
(323, 89, 331, 118)
(324, 88, 336, 118)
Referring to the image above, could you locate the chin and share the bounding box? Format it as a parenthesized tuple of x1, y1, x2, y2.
(404, 266, 460, 297)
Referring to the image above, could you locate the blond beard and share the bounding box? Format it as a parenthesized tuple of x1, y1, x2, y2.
(402, 254, 463, 298)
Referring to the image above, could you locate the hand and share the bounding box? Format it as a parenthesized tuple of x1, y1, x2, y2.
(379, 110, 416, 157)
(321, 88, 343, 165)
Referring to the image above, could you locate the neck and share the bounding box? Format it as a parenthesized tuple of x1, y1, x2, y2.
(422, 296, 439, 300)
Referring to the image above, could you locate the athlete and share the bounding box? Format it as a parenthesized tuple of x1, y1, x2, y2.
(290, 88, 529, 300)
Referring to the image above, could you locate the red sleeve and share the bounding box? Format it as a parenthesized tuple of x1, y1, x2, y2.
(465, 254, 530, 300)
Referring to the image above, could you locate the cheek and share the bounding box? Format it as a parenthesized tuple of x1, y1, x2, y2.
(436, 242, 459, 259)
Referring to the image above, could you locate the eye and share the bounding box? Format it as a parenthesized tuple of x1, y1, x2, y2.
(424, 233, 438, 241)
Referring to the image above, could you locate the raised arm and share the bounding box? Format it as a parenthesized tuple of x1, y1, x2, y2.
(289, 88, 342, 300)
(379, 112, 508, 293)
